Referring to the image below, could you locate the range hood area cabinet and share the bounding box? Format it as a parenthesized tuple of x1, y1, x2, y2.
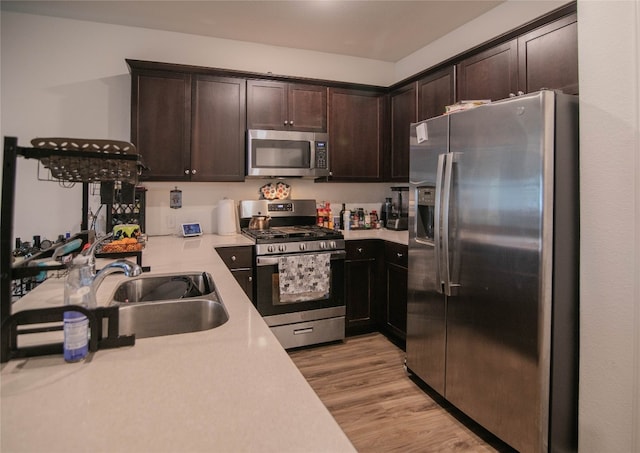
(128, 62, 246, 182)
(247, 80, 327, 132)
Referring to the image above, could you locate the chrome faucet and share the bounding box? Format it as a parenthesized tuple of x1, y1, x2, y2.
(90, 259, 142, 295)
(82, 233, 143, 295)
(83, 233, 113, 274)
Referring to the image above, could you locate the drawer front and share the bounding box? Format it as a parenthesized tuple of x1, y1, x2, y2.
(216, 246, 253, 269)
(345, 240, 380, 260)
(384, 242, 408, 267)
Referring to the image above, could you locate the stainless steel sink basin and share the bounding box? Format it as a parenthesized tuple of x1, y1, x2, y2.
(116, 298, 229, 338)
(109, 272, 229, 338)
(112, 272, 215, 303)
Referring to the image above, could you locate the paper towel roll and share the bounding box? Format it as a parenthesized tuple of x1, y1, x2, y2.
(217, 199, 237, 236)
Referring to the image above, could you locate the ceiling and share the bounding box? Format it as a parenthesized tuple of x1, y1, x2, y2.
(1, 0, 504, 62)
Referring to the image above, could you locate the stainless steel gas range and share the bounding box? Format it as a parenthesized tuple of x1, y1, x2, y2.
(239, 199, 345, 349)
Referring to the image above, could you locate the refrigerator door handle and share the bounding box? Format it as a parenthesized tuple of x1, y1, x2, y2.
(442, 152, 458, 296)
(434, 154, 446, 294)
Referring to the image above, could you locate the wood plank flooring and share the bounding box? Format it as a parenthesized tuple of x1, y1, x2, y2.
(288, 333, 514, 453)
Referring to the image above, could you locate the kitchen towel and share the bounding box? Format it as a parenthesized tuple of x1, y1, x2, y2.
(277, 253, 331, 304)
(217, 199, 237, 236)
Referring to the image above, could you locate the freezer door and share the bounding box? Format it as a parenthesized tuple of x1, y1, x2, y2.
(406, 116, 448, 395)
(444, 92, 553, 453)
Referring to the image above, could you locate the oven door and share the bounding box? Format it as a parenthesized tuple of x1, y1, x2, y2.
(255, 250, 345, 317)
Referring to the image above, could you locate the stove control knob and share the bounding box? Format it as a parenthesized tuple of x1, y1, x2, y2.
(329, 241, 336, 249)
(279, 244, 287, 252)
(299, 243, 307, 251)
(319, 242, 326, 249)
(267, 245, 275, 253)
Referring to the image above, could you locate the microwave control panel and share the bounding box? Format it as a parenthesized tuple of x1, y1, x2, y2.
(315, 141, 328, 169)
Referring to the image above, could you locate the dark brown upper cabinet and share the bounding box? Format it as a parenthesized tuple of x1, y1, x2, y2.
(518, 13, 578, 95)
(389, 83, 417, 182)
(131, 69, 192, 181)
(247, 80, 327, 132)
(456, 39, 519, 102)
(191, 75, 246, 181)
(129, 63, 246, 182)
(418, 66, 455, 121)
(328, 88, 386, 181)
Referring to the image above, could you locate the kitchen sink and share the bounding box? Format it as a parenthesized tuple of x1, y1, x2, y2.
(109, 272, 229, 338)
(115, 298, 229, 338)
(112, 272, 215, 303)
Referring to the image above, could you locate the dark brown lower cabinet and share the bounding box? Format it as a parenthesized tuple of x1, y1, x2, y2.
(383, 242, 408, 348)
(216, 246, 254, 301)
(345, 240, 383, 336)
(345, 240, 408, 349)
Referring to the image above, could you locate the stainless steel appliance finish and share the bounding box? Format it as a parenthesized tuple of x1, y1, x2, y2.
(247, 129, 329, 179)
(386, 186, 409, 230)
(239, 199, 345, 349)
(406, 91, 579, 453)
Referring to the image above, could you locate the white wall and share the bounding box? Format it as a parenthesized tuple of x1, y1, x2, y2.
(577, 1, 640, 451)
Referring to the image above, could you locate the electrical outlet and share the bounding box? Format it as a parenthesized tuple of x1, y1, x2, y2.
(166, 214, 175, 229)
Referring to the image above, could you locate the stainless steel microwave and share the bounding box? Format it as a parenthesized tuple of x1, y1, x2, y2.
(247, 129, 329, 178)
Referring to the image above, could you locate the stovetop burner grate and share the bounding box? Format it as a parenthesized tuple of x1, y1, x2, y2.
(242, 225, 343, 242)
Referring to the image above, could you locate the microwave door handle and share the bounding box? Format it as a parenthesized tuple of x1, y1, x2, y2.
(434, 154, 446, 294)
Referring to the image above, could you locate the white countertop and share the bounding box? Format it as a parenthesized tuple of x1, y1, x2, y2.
(1, 234, 355, 453)
(342, 228, 408, 245)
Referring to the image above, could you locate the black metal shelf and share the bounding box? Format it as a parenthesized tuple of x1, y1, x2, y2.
(1, 136, 144, 363)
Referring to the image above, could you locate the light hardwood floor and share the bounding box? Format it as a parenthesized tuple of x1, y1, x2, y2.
(288, 333, 514, 453)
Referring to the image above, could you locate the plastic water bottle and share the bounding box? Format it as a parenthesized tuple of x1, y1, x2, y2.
(63, 255, 95, 362)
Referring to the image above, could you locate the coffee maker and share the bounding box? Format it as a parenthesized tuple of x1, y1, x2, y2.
(386, 186, 408, 230)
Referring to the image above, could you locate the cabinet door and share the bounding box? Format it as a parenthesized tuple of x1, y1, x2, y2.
(192, 76, 246, 181)
(246, 80, 288, 130)
(518, 13, 578, 95)
(131, 70, 191, 181)
(328, 88, 385, 181)
(345, 240, 382, 335)
(418, 66, 455, 121)
(389, 83, 416, 181)
(384, 242, 408, 347)
(456, 39, 518, 101)
(216, 246, 254, 301)
(231, 269, 254, 301)
(288, 84, 327, 132)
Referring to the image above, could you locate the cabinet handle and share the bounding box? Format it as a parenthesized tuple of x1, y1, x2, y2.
(184, 169, 190, 175)
(397, 252, 404, 258)
(357, 247, 363, 253)
(289, 120, 294, 126)
(284, 120, 289, 126)
(231, 255, 237, 262)
(191, 169, 197, 175)
(248, 276, 252, 282)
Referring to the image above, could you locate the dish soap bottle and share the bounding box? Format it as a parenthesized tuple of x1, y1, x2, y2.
(63, 255, 95, 362)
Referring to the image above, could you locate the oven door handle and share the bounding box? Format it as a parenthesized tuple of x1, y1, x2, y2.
(256, 250, 346, 267)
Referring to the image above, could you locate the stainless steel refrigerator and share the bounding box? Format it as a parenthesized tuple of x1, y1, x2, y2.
(406, 90, 578, 453)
